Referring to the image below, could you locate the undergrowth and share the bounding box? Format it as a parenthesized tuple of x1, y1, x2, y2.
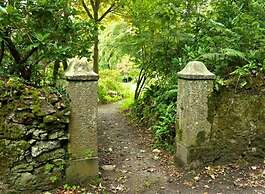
(131, 79, 177, 153)
(98, 69, 133, 104)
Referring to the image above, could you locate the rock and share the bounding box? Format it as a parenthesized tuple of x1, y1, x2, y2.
(64, 111, 71, 116)
(58, 136, 68, 141)
(33, 130, 48, 140)
(0, 78, 69, 192)
(15, 172, 36, 189)
(153, 156, 159, 160)
(11, 163, 33, 173)
(33, 165, 63, 190)
(31, 141, 60, 157)
(39, 100, 56, 116)
(12, 112, 34, 124)
(5, 140, 31, 163)
(49, 94, 59, 104)
(29, 139, 37, 145)
(58, 116, 69, 124)
(35, 149, 65, 163)
(55, 102, 65, 110)
(48, 130, 65, 140)
(43, 115, 58, 123)
(101, 165, 116, 171)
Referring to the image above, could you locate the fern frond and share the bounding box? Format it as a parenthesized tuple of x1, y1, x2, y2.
(198, 53, 221, 61)
(222, 48, 247, 61)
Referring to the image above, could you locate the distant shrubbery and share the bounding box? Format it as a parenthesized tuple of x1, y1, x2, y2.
(98, 69, 133, 104)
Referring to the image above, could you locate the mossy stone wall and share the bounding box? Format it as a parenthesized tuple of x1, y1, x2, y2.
(189, 76, 265, 165)
(0, 77, 70, 194)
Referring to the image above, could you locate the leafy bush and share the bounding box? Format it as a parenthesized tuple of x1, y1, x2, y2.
(132, 79, 177, 152)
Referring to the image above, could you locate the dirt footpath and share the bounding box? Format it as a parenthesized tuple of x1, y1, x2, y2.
(98, 103, 265, 194)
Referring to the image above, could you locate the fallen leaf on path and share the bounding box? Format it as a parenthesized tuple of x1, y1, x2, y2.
(101, 165, 116, 171)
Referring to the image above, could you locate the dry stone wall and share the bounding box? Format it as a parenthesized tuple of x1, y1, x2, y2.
(206, 78, 265, 164)
(188, 87, 265, 165)
(0, 77, 70, 193)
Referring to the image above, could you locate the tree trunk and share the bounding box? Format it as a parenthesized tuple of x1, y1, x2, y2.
(3, 36, 37, 80)
(81, 0, 115, 74)
(93, 33, 99, 74)
(62, 60, 68, 71)
(92, 0, 100, 74)
(0, 41, 4, 66)
(134, 67, 147, 100)
(53, 60, 60, 83)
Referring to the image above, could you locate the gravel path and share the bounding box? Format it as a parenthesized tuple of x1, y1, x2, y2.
(98, 103, 265, 194)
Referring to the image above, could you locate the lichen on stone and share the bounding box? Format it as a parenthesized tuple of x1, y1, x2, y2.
(0, 77, 69, 193)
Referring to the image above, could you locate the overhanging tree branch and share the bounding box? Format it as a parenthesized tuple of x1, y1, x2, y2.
(3, 36, 21, 64)
(21, 47, 38, 64)
(82, 0, 94, 19)
(4, 35, 38, 65)
(98, 4, 115, 22)
(90, 0, 96, 12)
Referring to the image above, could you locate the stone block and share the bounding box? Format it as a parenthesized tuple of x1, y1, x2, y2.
(66, 158, 99, 184)
(65, 58, 99, 183)
(176, 61, 215, 166)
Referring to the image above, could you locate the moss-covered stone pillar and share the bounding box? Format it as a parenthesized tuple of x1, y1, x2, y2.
(65, 58, 99, 183)
(176, 61, 215, 166)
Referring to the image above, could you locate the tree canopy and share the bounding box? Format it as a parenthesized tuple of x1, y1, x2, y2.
(0, 0, 94, 83)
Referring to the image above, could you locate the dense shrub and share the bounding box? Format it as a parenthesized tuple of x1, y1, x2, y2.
(132, 78, 177, 152)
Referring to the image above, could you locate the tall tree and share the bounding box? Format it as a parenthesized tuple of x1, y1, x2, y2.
(81, 0, 118, 74)
(0, 1, 94, 83)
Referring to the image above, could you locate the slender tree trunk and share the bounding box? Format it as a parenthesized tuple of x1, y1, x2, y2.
(3, 36, 38, 80)
(62, 60, 68, 71)
(93, 32, 99, 74)
(134, 67, 147, 100)
(92, 0, 100, 74)
(0, 41, 4, 66)
(81, 0, 115, 74)
(53, 60, 60, 83)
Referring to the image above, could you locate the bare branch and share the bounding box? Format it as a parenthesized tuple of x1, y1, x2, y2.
(89, 0, 96, 12)
(81, 0, 94, 19)
(98, 3, 115, 22)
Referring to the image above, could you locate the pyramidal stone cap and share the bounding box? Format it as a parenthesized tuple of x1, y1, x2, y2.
(65, 57, 99, 81)
(177, 61, 215, 80)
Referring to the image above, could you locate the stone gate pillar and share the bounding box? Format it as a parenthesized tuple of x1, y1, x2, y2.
(65, 58, 99, 183)
(176, 61, 215, 166)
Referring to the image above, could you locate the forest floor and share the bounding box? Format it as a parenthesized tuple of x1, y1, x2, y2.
(95, 103, 265, 194)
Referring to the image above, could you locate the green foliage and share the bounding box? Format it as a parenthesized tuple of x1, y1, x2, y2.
(98, 69, 133, 103)
(84, 149, 95, 159)
(63, 184, 80, 191)
(120, 97, 134, 112)
(45, 163, 55, 173)
(49, 175, 59, 183)
(132, 79, 177, 151)
(0, 0, 94, 83)
(120, 0, 265, 153)
(99, 21, 132, 69)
